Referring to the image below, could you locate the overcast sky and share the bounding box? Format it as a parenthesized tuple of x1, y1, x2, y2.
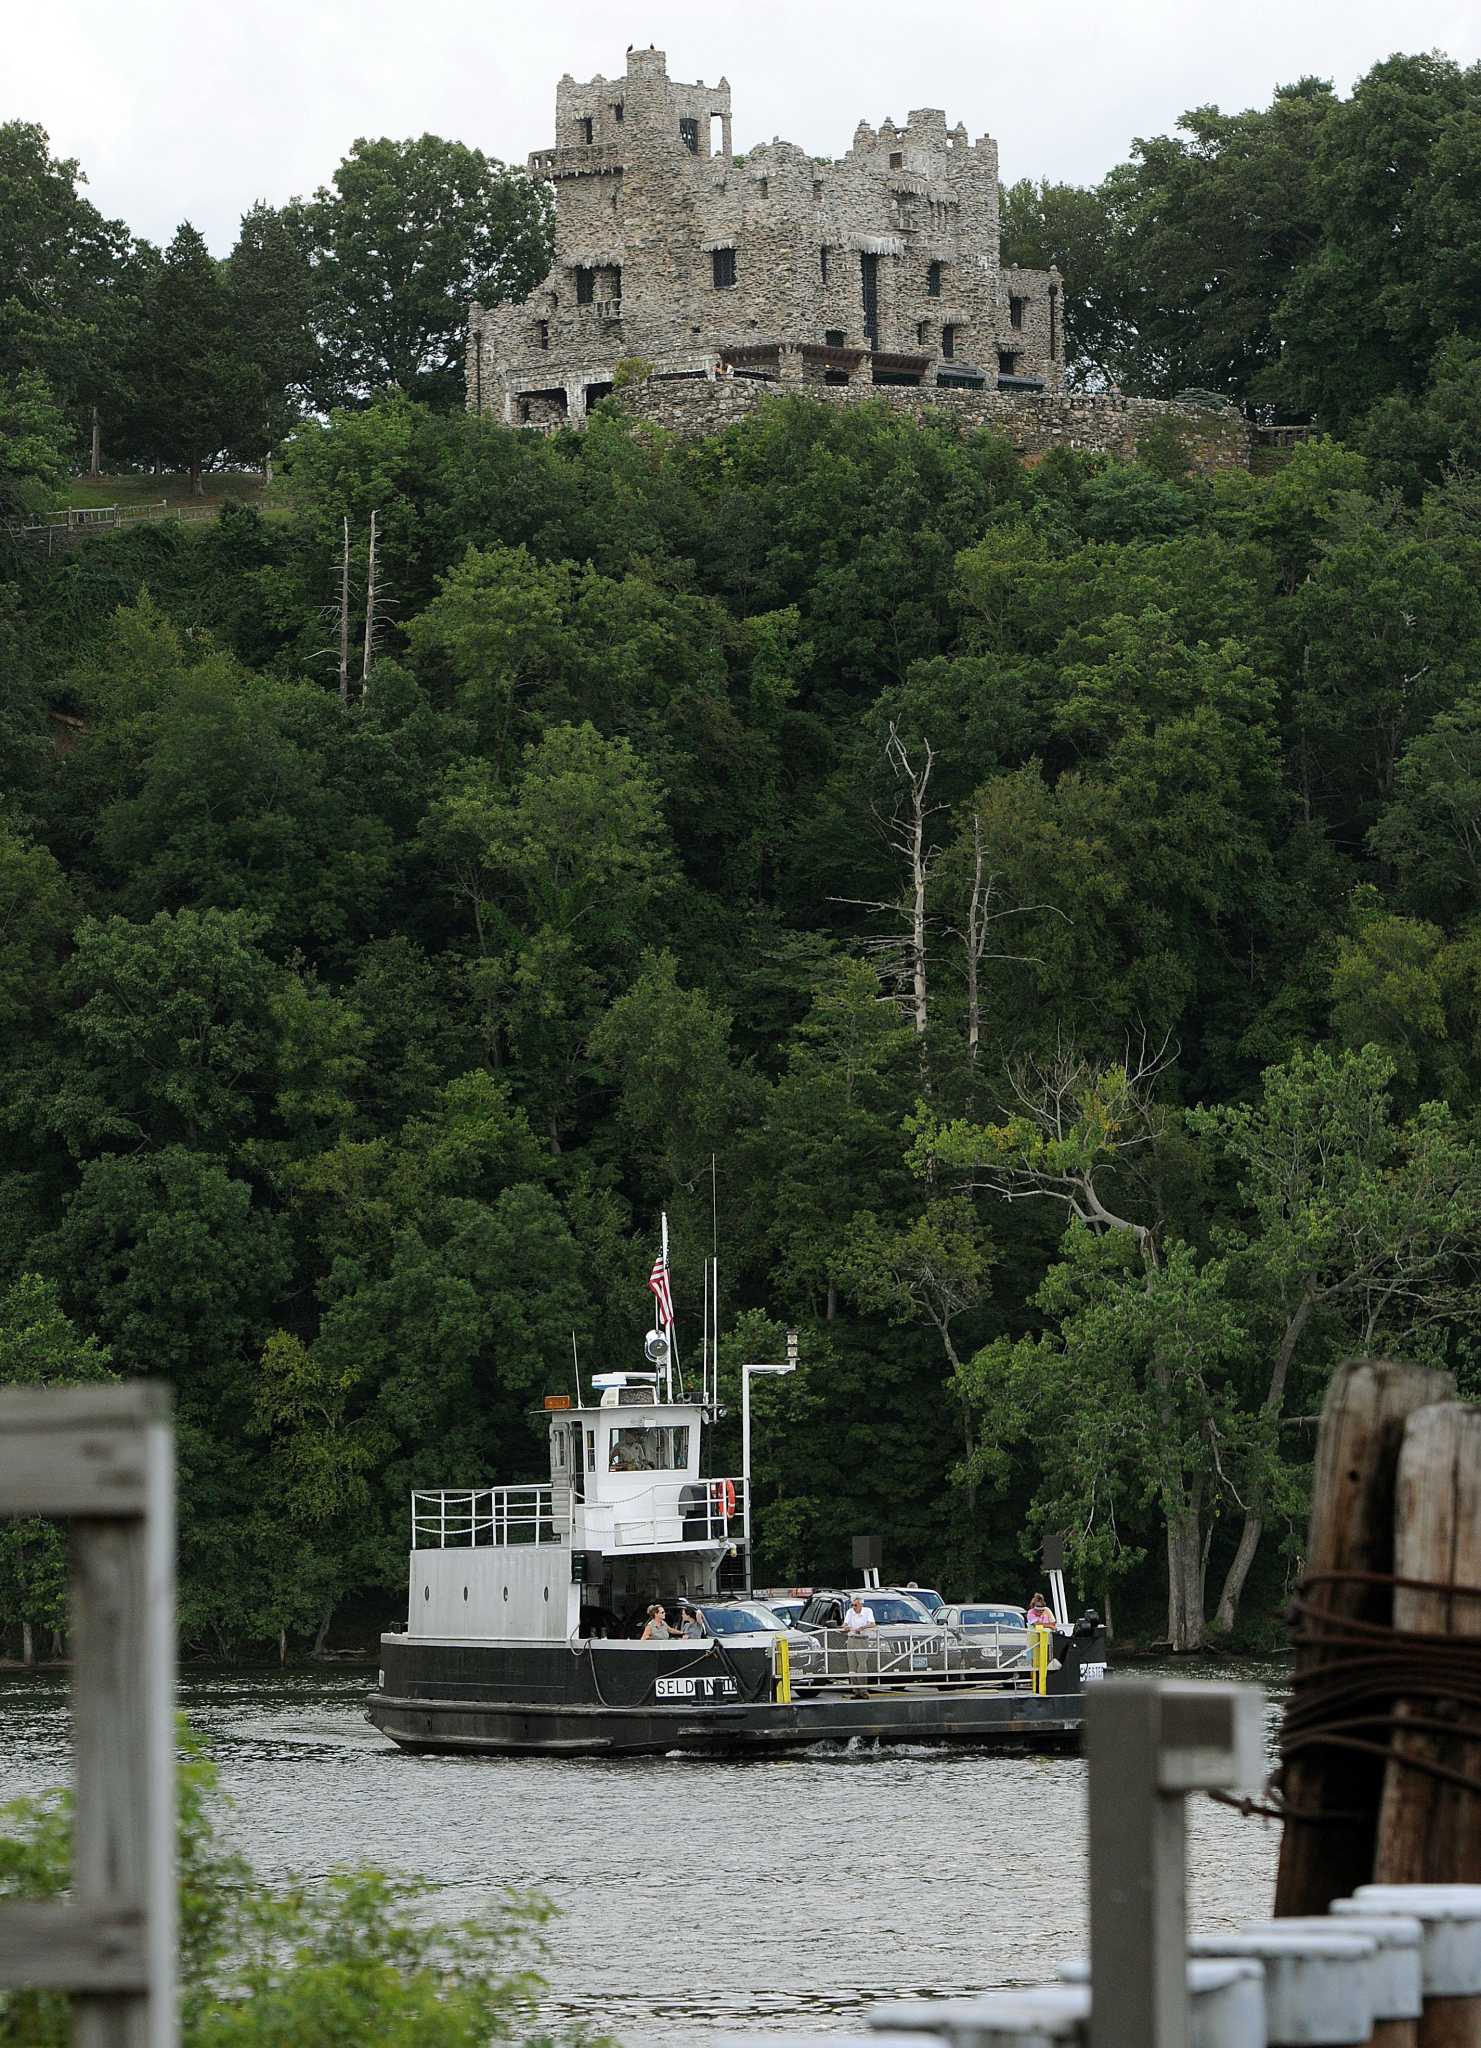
(10, 0, 1479, 252)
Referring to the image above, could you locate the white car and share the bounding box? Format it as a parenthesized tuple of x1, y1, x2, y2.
(938, 1602, 1031, 1669)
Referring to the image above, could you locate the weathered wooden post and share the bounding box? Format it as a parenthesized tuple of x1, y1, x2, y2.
(1275, 1360, 1454, 1916)
(1372, 1404, 1481, 1888)
(0, 1385, 177, 2048)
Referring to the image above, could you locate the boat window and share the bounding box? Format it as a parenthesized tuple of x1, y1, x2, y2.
(608, 1425, 690, 1472)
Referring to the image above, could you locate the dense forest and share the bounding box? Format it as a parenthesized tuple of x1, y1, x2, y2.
(3, 53, 1481, 1659)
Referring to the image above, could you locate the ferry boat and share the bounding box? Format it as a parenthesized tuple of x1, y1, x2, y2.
(367, 1244, 1093, 1758)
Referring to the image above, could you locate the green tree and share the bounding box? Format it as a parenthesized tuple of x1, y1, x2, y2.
(0, 121, 132, 447)
(302, 137, 553, 408)
(123, 223, 252, 491)
(0, 1274, 115, 1664)
(0, 369, 71, 518)
(227, 201, 318, 463)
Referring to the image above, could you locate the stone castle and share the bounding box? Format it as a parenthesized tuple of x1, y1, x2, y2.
(466, 48, 1248, 472)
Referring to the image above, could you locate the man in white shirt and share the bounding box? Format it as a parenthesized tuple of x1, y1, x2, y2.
(841, 1593, 877, 1685)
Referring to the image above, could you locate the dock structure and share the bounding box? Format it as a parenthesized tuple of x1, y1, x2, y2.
(0, 1384, 177, 2048)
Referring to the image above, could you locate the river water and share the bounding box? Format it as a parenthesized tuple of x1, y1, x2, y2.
(0, 1662, 1286, 2048)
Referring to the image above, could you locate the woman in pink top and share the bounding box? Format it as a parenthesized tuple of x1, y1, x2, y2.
(1026, 1592, 1057, 1629)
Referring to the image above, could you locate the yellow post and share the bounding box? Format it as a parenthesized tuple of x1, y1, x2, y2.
(1032, 1625, 1049, 1696)
(776, 1632, 792, 1703)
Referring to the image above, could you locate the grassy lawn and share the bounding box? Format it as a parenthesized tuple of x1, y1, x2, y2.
(62, 471, 271, 511)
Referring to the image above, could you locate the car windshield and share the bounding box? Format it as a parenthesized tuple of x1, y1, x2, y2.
(960, 1608, 1024, 1629)
(702, 1606, 780, 1636)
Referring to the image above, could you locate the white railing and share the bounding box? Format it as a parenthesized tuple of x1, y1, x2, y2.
(412, 1485, 562, 1549)
(793, 1627, 1032, 1689)
(596, 1475, 746, 1548)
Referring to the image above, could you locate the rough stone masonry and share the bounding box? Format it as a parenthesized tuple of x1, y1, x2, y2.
(466, 46, 1248, 472)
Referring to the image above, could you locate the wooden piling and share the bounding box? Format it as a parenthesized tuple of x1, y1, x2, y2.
(1275, 1360, 1454, 1917)
(1371, 1403, 1481, 2047)
(1374, 1404, 1481, 1885)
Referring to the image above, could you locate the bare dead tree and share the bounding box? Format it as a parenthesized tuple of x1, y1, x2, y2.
(361, 509, 380, 691)
(948, 810, 1067, 1063)
(831, 724, 944, 1038)
(961, 1029, 1178, 1267)
(337, 515, 351, 709)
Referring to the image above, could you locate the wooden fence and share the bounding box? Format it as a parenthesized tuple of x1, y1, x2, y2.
(0, 1385, 177, 2047)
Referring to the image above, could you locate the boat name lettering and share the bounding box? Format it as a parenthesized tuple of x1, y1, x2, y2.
(654, 1675, 739, 1700)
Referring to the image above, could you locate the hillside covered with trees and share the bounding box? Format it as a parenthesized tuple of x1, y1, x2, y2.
(3, 52, 1481, 1659)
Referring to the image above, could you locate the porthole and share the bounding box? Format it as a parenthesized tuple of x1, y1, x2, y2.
(503, 1586, 510, 1602)
(423, 1586, 430, 1602)
(543, 1587, 550, 1602)
(463, 1587, 469, 1602)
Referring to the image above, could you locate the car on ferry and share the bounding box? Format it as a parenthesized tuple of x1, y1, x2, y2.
(937, 1601, 1031, 1669)
(795, 1588, 945, 1671)
(694, 1599, 820, 1677)
(884, 1583, 945, 1617)
(757, 1592, 810, 1628)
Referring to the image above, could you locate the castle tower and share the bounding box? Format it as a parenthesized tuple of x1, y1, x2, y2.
(467, 49, 1063, 429)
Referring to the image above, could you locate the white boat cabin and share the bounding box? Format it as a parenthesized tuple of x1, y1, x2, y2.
(407, 1371, 746, 1644)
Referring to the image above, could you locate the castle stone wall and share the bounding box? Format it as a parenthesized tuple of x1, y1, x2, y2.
(609, 378, 1250, 475)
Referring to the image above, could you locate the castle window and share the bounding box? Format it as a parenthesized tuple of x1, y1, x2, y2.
(609, 265, 622, 304)
(889, 151, 903, 169)
(927, 261, 942, 297)
(538, 319, 549, 351)
(579, 117, 593, 145)
(860, 252, 879, 346)
(1009, 295, 1025, 330)
(820, 245, 829, 283)
(758, 177, 768, 198)
(613, 102, 624, 123)
(824, 329, 845, 347)
(942, 323, 956, 359)
(997, 350, 1017, 375)
(680, 117, 699, 153)
(575, 266, 595, 305)
(712, 246, 737, 288)
(917, 319, 930, 347)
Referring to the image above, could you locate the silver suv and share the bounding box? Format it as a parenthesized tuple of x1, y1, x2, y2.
(797, 1589, 942, 1675)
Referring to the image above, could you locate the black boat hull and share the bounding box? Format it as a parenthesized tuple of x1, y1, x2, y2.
(366, 1634, 1084, 1756)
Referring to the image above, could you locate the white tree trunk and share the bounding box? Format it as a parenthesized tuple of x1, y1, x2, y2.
(338, 515, 351, 708)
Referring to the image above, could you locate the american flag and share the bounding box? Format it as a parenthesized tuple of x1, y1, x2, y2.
(648, 1253, 674, 1330)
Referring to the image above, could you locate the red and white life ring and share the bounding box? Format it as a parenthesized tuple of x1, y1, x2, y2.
(711, 1478, 736, 1520)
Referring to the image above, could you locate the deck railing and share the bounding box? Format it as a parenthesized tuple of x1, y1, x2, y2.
(597, 1475, 746, 1547)
(411, 1475, 748, 1550)
(795, 1628, 1033, 1689)
(412, 1484, 561, 1549)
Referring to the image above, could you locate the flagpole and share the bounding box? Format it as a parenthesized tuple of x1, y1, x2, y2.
(660, 1211, 673, 1401)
